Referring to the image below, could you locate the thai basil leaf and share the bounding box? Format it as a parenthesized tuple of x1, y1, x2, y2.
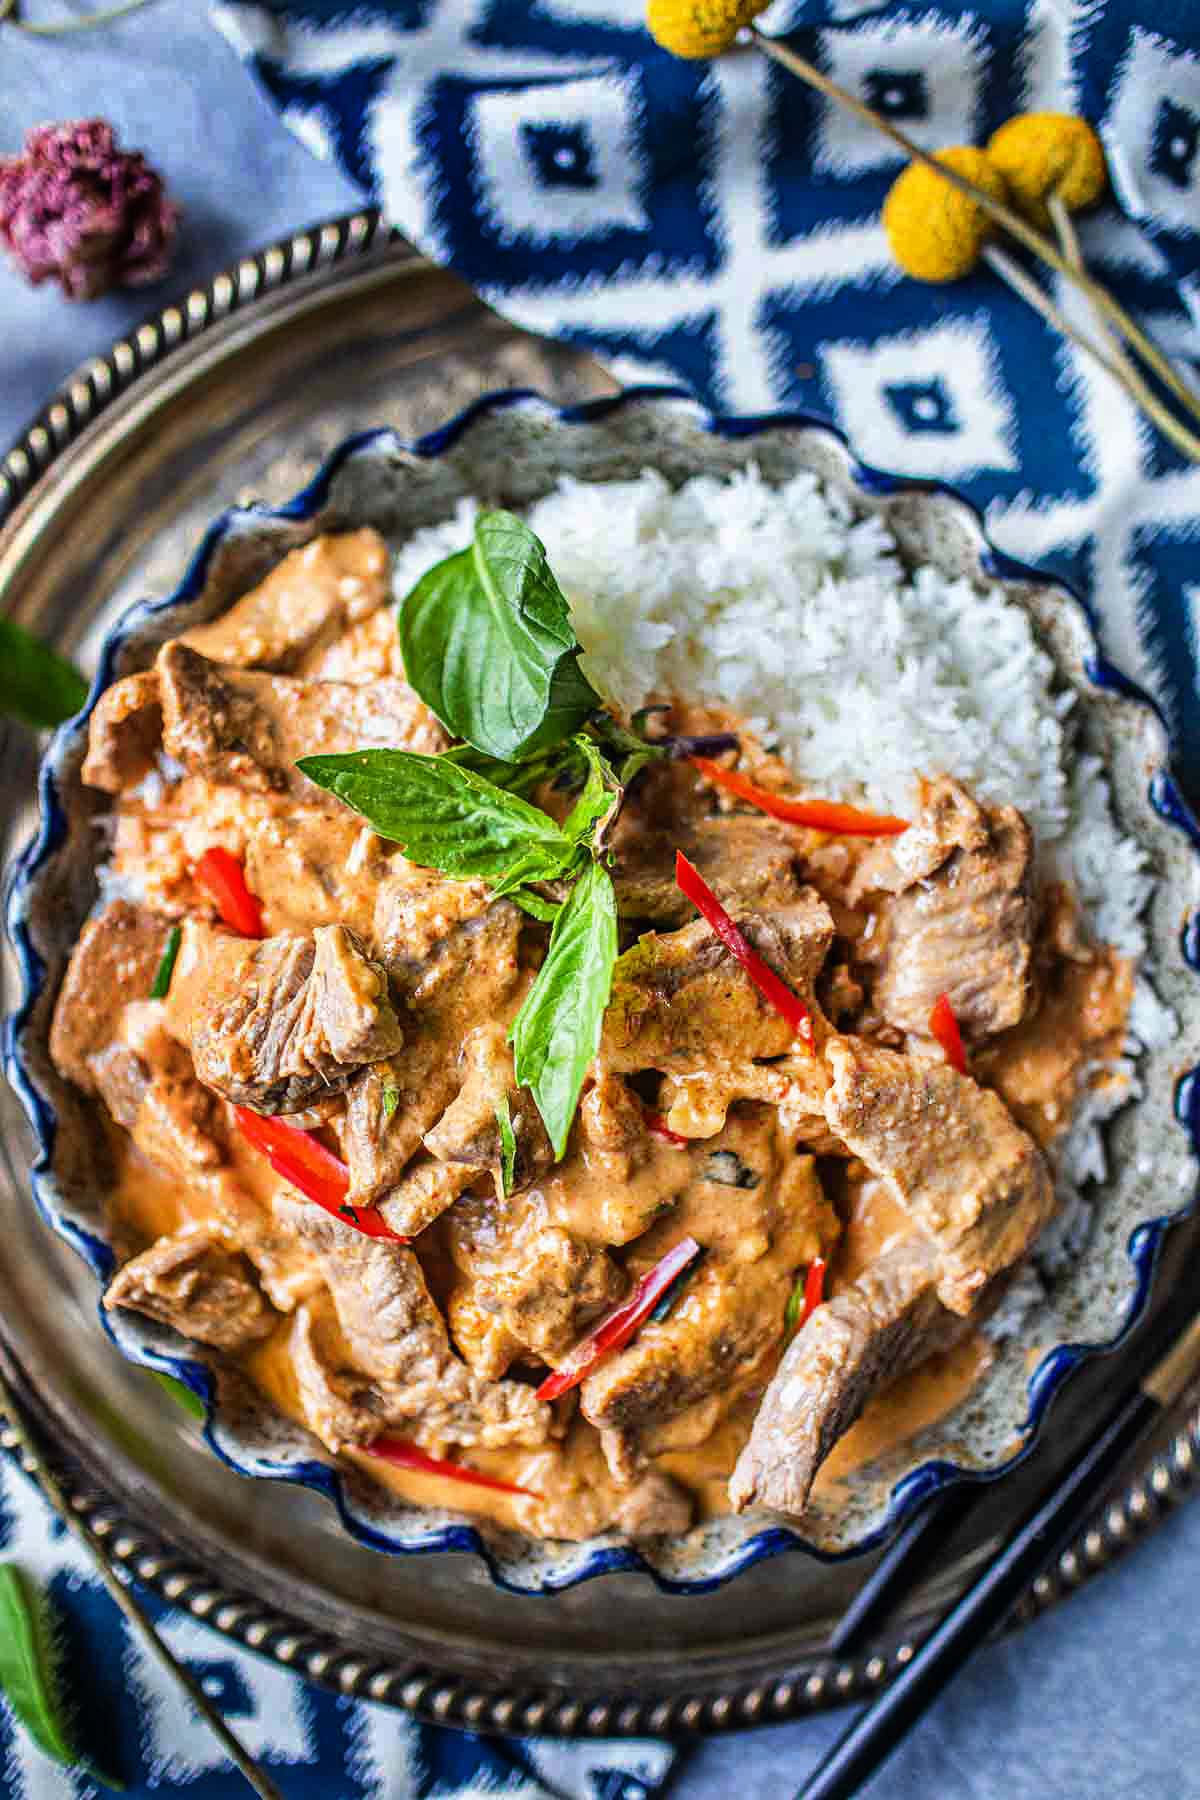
(561, 735, 622, 848)
(397, 510, 601, 762)
(784, 1277, 807, 1337)
(509, 889, 563, 924)
(0, 621, 88, 731)
(296, 748, 582, 888)
(148, 925, 182, 1001)
(509, 859, 618, 1157)
(495, 1097, 517, 1196)
(591, 710, 668, 787)
(0, 1564, 122, 1787)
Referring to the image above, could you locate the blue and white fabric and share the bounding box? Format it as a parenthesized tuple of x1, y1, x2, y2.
(213, 0, 1200, 785)
(0, 1454, 672, 1796)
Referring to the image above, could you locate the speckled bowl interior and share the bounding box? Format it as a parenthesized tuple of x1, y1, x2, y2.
(7, 388, 1200, 1595)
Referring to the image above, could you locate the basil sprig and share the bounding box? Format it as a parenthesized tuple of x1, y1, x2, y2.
(508, 860, 618, 1157)
(296, 747, 586, 900)
(0, 1564, 122, 1787)
(0, 620, 88, 730)
(398, 509, 602, 762)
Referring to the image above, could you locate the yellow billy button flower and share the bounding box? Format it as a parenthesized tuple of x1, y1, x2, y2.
(646, 0, 768, 60)
(987, 112, 1107, 228)
(883, 146, 1010, 283)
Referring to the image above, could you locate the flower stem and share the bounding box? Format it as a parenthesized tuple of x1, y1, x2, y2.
(1, 0, 155, 34)
(982, 244, 1200, 464)
(0, 1364, 284, 1800)
(749, 25, 1200, 437)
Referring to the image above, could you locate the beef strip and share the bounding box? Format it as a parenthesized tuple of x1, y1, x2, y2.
(170, 918, 403, 1114)
(514, 1426, 694, 1540)
(157, 641, 446, 799)
(80, 671, 163, 794)
(423, 1023, 553, 1191)
(601, 892, 835, 1074)
(856, 776, 1037, 1042)
(580, 1114, 831, 1482)
(613, 814, 801, 927)
(728, 1236, 945, 1516)
(49, 900, 170, 1092)
(823, 1036, 1055, 1315)
(180, 529, 390, 671)
(442, 1186, 626, 1371)
(104, 1224, 276, 1351)
(275, 1198, 550, 1452)
(338, 900, 525, 1228)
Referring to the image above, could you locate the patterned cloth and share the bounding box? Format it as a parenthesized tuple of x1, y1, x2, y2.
(214, 0, 1200, 792)
(0, 1451, 674, 1796)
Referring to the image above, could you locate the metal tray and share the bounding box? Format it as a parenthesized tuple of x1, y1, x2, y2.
(2, 211, 1199, 1739)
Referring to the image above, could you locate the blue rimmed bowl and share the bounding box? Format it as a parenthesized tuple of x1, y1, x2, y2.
(7, 386, 1200, 1598)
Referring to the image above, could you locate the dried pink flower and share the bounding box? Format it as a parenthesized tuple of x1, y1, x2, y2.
(0, 118, 180, 301)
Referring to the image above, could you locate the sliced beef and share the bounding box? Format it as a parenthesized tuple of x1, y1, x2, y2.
(823, 1037, 1055, 1315)
(857, 776, 1037, 1042)
(81, 672, 163, 794)
(157, 642, 446, 798)
(275, 1199, 550, 1452)
(613, 814, 800, 927)
(515, 1429, 694, 1541)
(442, 1187, 626, 1370)
(580, 1116, 830, 1482)
(423, 1023, 553, 1191)
(180, 529, 390, 671)
(729, 1236, 945, 1516)
(92, 1025, 226, 1178)
(601, 892, 834, 1075)
(171, 919, 403, 1114)
(104, 1225, 276, 1351)
(49, 901, 171, 1092)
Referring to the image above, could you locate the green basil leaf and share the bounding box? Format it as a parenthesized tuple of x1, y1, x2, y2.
(561, 735, 621, 847)
(508, 889, 563, 924)
(590, 710, 668, 788)
(398, 510, 602, 762)
(784, 1277, 806, 1337)
(510, 860, 618, 1157)
(0, 1564, 123, 1787)
(296, 748, 580, 887)
(495, 1096, 517, 1196)
(382, 1085, 401, 1121)
(148, 925, 182, 1001)
(0, 621, 88, 731)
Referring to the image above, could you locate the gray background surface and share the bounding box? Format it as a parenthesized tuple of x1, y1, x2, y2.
(3, 7, 1197, 1794)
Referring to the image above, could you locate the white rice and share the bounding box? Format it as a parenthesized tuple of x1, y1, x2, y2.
(392, 465, 1177, 1292)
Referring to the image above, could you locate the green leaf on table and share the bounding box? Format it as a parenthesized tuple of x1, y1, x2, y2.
(509, 859, 618, 1157)
(296, 748, 584, 890)
(151, 1369, 206, 1421)
(397, 510, 602, 762)
(0, 621, 88, 731)
(0, 1563, 123, 1787)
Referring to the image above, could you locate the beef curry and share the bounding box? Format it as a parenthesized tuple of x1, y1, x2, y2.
(50, 526, 1133, 1540)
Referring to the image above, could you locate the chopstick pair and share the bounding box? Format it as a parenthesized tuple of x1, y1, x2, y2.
(797, 1307, 1200, 1799)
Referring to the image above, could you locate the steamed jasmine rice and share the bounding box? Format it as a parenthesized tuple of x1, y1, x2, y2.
(392, 464, 1176, 1309)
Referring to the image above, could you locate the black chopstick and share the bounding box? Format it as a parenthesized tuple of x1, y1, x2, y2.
(795, 1312, 1200, 1800)
(830, 1484, 979, 1655)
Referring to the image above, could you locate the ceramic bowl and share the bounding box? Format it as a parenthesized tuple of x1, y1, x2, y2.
(7, 387, 1200, 1595)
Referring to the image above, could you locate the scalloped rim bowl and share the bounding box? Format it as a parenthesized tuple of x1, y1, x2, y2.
(6, 387, 1200, 1596)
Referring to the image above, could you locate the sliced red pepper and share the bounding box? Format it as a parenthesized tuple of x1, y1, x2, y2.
(785, 1257, 827, 1335)
(675, 850, 813, 1050)
(690, 757, 909, 837)
(929, 992, 968, 1075)
(365, 1436, 536, 1498)
(536, 1236, 703, 1403)
(644, 1110, 690, 1149)
(233, 1106, 406, 1242)
(194, 846, 266, 938)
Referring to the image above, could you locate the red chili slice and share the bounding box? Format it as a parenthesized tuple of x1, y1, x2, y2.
(644, 1110, 690, 1148)
(233, 1106, 406, 1242)
(675, 850, 813, 1050)
(929, 992, 968, 1075)
(536, 1236, 703, 1403)
(365, 1436, 536, 1498)
(194, 846, 266, 938)
(785, 1256, 828, 1336)
(690, 757, 909, 836)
